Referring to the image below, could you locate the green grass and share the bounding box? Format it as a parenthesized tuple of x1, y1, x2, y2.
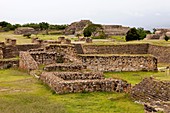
(0, 69, 144, 113)
(109, 36, 126, 42)
(0, 32, 170, 46)
(104, 71, 170, 85)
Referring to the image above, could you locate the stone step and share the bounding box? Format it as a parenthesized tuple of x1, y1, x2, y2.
(42, 71, 104, 80)
(43, 63, 87, 72)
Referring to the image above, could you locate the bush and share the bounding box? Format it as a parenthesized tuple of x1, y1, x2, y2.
(23, 34, 31, 38)
(83, 24, 103, 37)
(164, 35, 169, 41)
(126, 28, 140, 41)
(126, 27, 148, 41)
(92, 32, 107, 39)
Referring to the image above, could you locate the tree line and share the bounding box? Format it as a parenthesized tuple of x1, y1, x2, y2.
(0, 21, 68, 32)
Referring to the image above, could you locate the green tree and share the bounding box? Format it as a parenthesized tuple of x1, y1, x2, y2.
(164, 35, 169, 41)
(39, 22, 49, 34)
(83, 24, 103, 37)
(126, 28, 140, 41)
(137, 27, 147, 40)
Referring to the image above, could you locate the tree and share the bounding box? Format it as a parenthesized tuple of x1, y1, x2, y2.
(164, 35, 169, 41)
(83, 24, 103, 37)
(126, 28, 140, 41)
(39, 22, 49, 35)
(137, 27, 147, 40)
(0, 21, 10, 27)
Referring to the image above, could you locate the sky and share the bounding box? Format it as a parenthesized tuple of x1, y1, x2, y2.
(1, 0, 170, 30)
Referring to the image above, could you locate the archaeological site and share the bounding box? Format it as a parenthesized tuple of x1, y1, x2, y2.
(0, 19, 170, 113)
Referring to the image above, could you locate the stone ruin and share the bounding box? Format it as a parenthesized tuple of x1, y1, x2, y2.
(131, 77, 170, 113)
(102, 25, 130, 36)
(18, 43, 133, 94)
(14, 27, 37, 35)
(17, 41, 159, 95)
(64, 20, 92, 35)
(64, 20, 130, 36)
(144, 28, 170, 40)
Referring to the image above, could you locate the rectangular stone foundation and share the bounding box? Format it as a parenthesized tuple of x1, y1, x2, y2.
(40, 72, 131, 94)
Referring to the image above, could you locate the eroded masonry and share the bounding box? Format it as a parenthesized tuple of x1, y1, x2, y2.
(0, 38, 170, 95)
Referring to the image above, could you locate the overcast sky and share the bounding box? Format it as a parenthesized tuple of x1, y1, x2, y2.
(1, 0, 170, 30)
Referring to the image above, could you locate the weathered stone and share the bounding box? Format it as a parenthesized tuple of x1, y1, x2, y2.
(86, 38, 92, 43)
(14, 27, 36, 35)
(79, 54, 157, 72)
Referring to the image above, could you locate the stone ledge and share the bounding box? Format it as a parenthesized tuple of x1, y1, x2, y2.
(44, 63, 87, 72)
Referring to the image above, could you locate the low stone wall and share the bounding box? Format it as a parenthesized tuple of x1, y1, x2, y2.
(19, 52, 38, 71)
(0, 59, 19, 69)
(45, 44, 81, 63)
(131, 77, 170, 113)
(131, 77, 170, 102)
(81, 44, 149, 54)
(3, 44, 41, 58)
(148, 45, 170, 63)
(46, 72, 104, 80)
(79, 54, 157, 72)
(30, 51, 64, 65)
(44, 63, 87, 72)
(40, 72, 131, 94)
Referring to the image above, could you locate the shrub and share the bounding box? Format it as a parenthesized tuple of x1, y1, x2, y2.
(23, 34, 31, 38)
(164, 35, 169, 41)
(126, 28, 140, 41)
(83, 24, 103, 37)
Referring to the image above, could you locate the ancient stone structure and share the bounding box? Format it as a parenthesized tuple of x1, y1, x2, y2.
(0, 59, 19, 69)
(131, 77, 170, 113)
(144, 28, 170, 40)
(64, 20, 130, 36)
(78, 43, 170, 63)
(148, 45, 170, 63)
(40, 72, 130, 94)
(79, 54, 157, 72)
(64, 20, 92, 35)
(19, 52, 39, 71)
(102, 25, 130, 36)
(81, 44, 149, 54)
(14, 27, 36, 35)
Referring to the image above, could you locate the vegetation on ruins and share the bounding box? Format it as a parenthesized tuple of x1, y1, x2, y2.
(83, 24, 106, 39)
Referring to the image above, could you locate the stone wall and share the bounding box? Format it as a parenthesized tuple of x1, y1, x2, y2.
(40, 72, 131, 94)
(0, 59, 19, 69)
(148, 45, 170, 63)
(131, 77, 170, 113)
(45, 44, 81, 63)
(43, 72, 104, 80)
(44, 63, 87, 72)
(30, 51, 64, 65)
(14, 27, 36, 35)
(81, 44, 149, 54)
(19, 52, 38, 71)
(79, 54, 157, 72)
(102, 25, 130, 36)
(3, 44, 41, 58)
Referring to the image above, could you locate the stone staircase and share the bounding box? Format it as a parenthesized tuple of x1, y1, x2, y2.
(40, 63, 131, 94)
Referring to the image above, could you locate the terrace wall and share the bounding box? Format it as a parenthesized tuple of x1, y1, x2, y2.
(81, 44, 149, 54)
(148, 45, 170, 63)
(79, 55, 157, 72)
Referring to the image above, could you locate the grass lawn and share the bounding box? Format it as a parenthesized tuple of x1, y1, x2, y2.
(0, 32, 77, 44)
(104, 71, 170, 85)
(0, 69, 144, 113)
